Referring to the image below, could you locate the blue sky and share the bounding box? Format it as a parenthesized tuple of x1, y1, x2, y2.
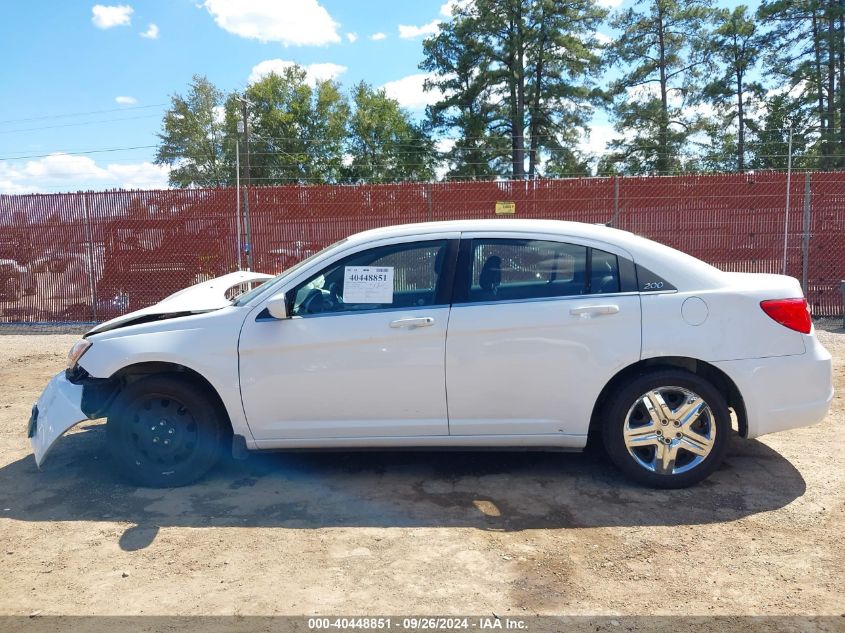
(0, 0, 747, 193)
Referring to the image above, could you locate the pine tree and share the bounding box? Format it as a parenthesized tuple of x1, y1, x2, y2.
(422, 0, 605, 179)
(605, 0, 712, 174)
(701, 6, 764, 171)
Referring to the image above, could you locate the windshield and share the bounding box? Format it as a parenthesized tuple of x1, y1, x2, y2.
(232, 238, 347, 306)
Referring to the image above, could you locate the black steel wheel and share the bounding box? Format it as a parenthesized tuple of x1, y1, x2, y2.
(107, 374, 225, 487)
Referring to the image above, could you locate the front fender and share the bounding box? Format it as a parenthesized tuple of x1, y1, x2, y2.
(29, 372, 88, 468)
(77, 308, 254, 444)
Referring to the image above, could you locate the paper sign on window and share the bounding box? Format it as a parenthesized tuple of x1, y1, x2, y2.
(343, 266, 394, 304)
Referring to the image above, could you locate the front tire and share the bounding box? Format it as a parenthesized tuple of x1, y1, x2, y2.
(107, 374, 225, 487)
(601, 369, 731, 488)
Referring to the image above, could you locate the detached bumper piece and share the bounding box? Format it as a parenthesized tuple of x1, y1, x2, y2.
(29, 372, 88, 468)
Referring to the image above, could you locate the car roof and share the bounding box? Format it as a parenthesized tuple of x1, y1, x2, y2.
(350, 219, 623, 243)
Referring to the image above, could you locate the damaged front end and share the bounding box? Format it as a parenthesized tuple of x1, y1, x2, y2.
(29, 372, 88, 468)
(28, 270, 272, 468)
(86, 270, 273, 335)
(29, 357, 121, 468)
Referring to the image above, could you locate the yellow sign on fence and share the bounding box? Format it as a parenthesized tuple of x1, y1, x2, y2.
(495, 201, 516, 215)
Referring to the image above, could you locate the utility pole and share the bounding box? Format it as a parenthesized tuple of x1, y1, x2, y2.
(238, 96, 254, 271)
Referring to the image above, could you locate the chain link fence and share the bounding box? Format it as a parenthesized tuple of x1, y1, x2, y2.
(0, 172, 842, 328)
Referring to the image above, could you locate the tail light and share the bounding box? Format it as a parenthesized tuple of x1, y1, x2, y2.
(760, 298, 812, 334)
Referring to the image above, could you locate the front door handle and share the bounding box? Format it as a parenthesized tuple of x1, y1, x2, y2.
(390, 316, 435, 329)
(570, 305, 620, 318)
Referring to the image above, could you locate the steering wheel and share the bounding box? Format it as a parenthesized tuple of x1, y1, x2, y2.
(299, 286, 344, 314)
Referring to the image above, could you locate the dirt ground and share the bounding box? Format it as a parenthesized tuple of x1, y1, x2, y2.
(0, 327, 843, 618)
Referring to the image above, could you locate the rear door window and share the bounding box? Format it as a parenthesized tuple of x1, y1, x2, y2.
(458, 239, 621, 303)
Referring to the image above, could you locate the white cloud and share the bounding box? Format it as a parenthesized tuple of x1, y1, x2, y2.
(594, 31, 611, 45)
(91, 4, 134, 29)
(203, 0, 340, 46)
(578, 123, 616, 157)
(140, 23, 159, 39)
(398, 20, 440, 39)
(105, 162, 170, 189)
(381, 73, 443, 111)
(212, 105, 226, 125)
(0, 153, 169, 194)
(440, 0, 473, 16)
(435, 138, 456, 153)
(397, 1, 472, 45)
(114, 95, 137, 105)
(370, 32, 387, 41)
(346, 32, 358, 43)
(596, 0, 624, 7)
(248, 59, 347, 86)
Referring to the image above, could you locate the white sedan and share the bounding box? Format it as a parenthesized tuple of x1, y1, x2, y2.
(29, 220, 833, 488)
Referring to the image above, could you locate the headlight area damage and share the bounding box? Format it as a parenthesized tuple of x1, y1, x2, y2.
(86, 271, 273, 335)
(28, 271, 272, 468)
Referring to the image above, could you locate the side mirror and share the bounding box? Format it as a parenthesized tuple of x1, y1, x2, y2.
(266, 292, 290, 319)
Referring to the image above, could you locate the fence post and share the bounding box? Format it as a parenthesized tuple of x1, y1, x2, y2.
(801, 172, 811, 297)
(242, 187, 253, 271)
(609, 175, 620, 227)
(82, 192, 98, 322)
(841, 281, 845, 328)
(782, 127, 794, 275)
(426, 182, 433, 222)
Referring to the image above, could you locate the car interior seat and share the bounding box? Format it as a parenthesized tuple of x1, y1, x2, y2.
(478, 255, 502, 300)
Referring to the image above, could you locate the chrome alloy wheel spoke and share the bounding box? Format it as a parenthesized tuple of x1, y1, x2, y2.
(677, 427, 714, 456)
(623, 422, 661, 446)
(642, 390, 672, 425)
(623, 386, 716, 476)
(675, 398, 706, 430)
(652, 441, 679, 475)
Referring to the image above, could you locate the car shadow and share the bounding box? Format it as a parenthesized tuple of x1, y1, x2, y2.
(0, 424, 806, 550)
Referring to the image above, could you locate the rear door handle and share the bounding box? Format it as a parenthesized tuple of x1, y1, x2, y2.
(389, 316, 435, 328)
(570, 305, 620, 318)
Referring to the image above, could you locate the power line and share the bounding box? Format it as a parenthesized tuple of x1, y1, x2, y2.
(0, 145, 158, 162)
(0, 103, 167, 126)
(0, 114, 162, 135)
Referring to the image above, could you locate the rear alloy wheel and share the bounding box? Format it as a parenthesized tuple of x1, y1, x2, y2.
(602, 369, 730, 488)
(107, 375, 225, 487)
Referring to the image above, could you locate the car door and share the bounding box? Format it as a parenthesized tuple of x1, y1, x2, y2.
(239, 235, 458, 442)
(445, 233, 642, 438)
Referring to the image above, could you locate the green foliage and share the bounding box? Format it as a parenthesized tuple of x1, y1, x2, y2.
(421, 4, 508, 179)
(224, 66, 349, 184)
(605, 0, 713, 175)
(422, 0, 606, 179)
(155, 75, 230, 188)
(344, 82, 435, 183)
(700, 6, 764, 171)
(751, 92, 814, 169)
(156, 2, 845, 184)
(757, 0, 845, 168)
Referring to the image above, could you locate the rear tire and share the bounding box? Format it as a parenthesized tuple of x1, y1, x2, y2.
(601, 369, 730, 488)
(107, 374, 224, 487)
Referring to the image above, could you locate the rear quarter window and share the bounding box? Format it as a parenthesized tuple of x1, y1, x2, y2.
(636, 264, 677, 292)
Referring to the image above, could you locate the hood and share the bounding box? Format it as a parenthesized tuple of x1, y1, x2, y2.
(87, 270, 273, 336)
